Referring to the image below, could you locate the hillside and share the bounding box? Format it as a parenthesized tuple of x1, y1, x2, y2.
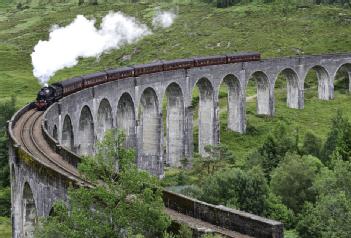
(1, 1, 351, 104)
(1, 1, 351, 237)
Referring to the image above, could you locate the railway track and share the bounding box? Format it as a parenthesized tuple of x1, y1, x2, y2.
(13, 108, 91, 187)
(10, 108, 265, 238)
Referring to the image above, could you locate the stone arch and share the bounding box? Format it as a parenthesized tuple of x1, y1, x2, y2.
(334, 63, 351, 93)
(249, 71, 271, 115)
(275, 68, 300, 109)
(22, 182, 37, 238)
(52, 125, 58, 140)
(164, 82, 185, 166)
(96, 99, 113, 142)
(219, 74, 243, 132)
(139, 88, 161, 156)
(117, 93, 136, 148)
(62, 115, 74, 151)
(193, 77, 215, 155)
(305, 65, 332, 100)
(78, 106, 95, 155)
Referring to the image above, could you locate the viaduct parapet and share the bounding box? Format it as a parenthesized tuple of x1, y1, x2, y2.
(8, 52, 351, 238)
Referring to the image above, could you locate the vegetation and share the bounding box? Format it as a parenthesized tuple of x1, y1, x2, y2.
(1, 0, 351, 237)
(1, 0, 351, 105)
(0, 98, 17, 237)
(36, 130, 226, 238)
(192, 144, 236, 175)
(36, 130, 172, 238)
(173, 111, 351, 237)
(270, 153, 322, 214)
(0, 216, 11, 238)
(296, 159, 351, 238)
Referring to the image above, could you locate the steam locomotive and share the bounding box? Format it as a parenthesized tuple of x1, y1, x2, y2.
(35, 52, 261, 110)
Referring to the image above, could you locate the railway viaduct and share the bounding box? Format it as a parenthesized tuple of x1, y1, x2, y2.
(8, 53, 351, 238)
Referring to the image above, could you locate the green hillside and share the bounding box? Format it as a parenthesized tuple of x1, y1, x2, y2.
(1, 1, 351, 237)
(1, 1, 351, 105)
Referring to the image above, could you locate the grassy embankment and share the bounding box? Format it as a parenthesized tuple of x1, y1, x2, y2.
(1, 1, 351, 236)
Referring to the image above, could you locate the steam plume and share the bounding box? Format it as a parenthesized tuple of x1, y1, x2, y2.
(152, 9, 176, 29)
(31, 12, 150, 84)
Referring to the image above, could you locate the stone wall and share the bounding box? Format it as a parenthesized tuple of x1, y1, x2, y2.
(163, 190, 284, 238)
(8, 105, 68, 238)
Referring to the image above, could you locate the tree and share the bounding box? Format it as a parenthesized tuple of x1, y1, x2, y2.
(313, 159, 351, 201)
(321, 111, 351, 166)
(270, 153, 323, 213)
(297, 192, 351, 238)
(193, 144, 235, 176)
(0, 96, 17, 187)
(296, 158, 351, 238)
(264, 192, 295, 229)
(302, 131, 322, 158)
(200, 166, 268, 215)
(36, 129, 171, 238)
(0, 187, 10, 217)
(0, 97, 16, 217)
(246, 123, 295, 178)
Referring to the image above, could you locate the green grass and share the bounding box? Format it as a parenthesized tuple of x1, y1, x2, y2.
(0, 217, 11, 238)
(1, 2, 351, 105)
(184, 76, 351, 164)
(220, 86, 351, 161)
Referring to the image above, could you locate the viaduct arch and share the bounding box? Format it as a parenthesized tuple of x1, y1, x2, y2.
(220, 74, 243, 132)
(96, 98, 113, 142)
(116, 92, 136, 148)
(62, 115, 74, 151)
(164, 82, 185, 167)
(274, 68, 300, 109)
(78, 106, 95, 155)
(8, 52, 351, 237)
(42, 53, 351, 176)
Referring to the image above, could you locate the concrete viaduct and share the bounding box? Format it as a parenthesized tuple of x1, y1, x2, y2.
(8, 53, 351, 238)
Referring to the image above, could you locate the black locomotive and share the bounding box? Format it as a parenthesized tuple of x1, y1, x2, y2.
(35, 85, 62, 110)
(35, 52, 261, 110)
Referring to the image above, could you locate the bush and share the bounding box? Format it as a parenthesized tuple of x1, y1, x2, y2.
(200, 166, 268, 215)
(296, 159, 351, 237)
(270, 153, 323, 213)
(179, 185, 203, 199)
(297, 192, 351, 238)
(302, 132, 322, 158)
(264, 192, 295, 228)
(246, 123, 296, 178)
(321, 111, 351, 166)
(0, 97, 17, 217)
(0, 188, 10, 217)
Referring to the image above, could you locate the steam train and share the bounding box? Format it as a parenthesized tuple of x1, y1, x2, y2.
(35, 52, 260, 110)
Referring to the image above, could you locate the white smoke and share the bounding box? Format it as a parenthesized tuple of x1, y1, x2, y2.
(31, 12, 151, 84)
(152, 9, 176, 29)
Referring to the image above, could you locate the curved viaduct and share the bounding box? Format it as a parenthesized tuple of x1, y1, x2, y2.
(8, 53, 351, 238)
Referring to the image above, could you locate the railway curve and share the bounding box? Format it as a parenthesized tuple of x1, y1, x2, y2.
(10, 106, 92, 187)
(8, 103, 282, 238)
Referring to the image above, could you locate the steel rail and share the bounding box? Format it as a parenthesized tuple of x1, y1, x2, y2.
(19, 109, 92, 187)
